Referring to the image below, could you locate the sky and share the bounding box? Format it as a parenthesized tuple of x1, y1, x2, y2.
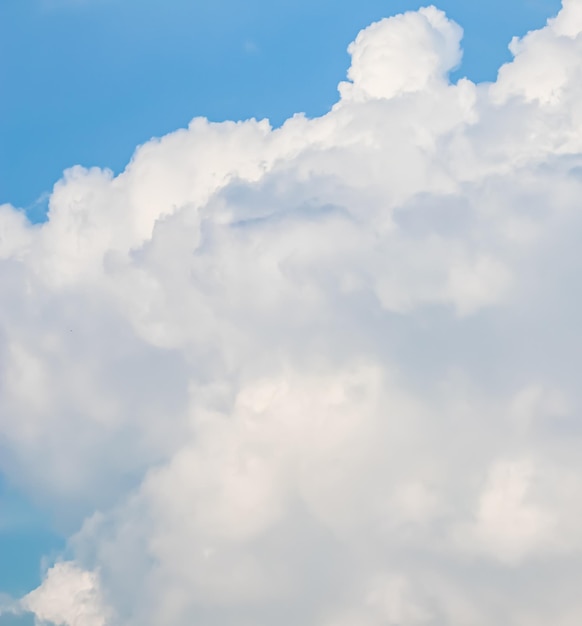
(3, 0, 582, 625)
(0, 0, 561, 212)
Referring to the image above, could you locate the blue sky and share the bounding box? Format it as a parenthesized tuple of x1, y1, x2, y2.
(0, 0, 561, 214)
(0, 0, 568, 615)
(0, 477, 62, 598)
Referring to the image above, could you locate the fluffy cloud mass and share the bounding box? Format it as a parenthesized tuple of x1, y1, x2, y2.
(3, 2, 582, 624)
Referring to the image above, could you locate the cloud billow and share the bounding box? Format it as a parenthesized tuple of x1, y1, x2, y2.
(3, 2, 582, 624)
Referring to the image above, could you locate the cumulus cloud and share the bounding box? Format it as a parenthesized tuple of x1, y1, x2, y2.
(21, 563, 109, 626)
(3, 2, 582, 625)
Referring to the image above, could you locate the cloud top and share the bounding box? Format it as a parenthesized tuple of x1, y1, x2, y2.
(340, 6, 463, 101)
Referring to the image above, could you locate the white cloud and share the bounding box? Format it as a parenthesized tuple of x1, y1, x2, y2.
(21, 563, 109, 626)
(338, 6, 463, 102)
(3, 1, 582, 625)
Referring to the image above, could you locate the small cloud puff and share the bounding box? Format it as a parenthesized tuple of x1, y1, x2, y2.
(339, 6, 463, 101)
(21, 563, 109, 626)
